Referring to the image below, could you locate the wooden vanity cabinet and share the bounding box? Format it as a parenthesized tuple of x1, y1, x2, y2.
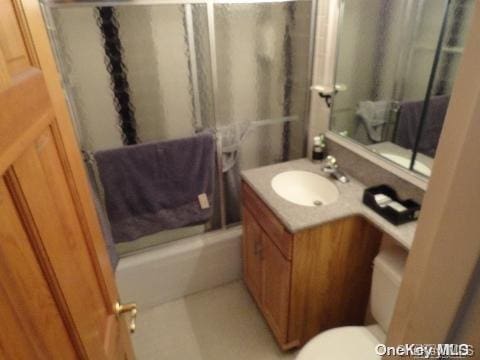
(242, 207, 264, 305)
(241, 182, 382, 350)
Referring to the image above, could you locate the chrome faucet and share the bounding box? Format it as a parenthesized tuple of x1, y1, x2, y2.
(321, 155, 350, 183)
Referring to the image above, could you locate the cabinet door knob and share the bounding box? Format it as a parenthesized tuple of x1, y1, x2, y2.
(114, 301, 137, 333)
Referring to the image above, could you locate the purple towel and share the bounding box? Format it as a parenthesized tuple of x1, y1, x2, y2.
(94, 132, 215, 243)
(395, 95, 450, 157)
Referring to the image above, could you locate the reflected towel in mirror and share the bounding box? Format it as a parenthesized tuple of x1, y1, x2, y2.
(355, 100, 390, 143)
(395, 95, 449, 157)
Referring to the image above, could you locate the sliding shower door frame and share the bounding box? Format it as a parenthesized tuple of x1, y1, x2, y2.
(41, 0, 318, 230)
(43, 0, 313, 6)
(184, 3, 203, 131)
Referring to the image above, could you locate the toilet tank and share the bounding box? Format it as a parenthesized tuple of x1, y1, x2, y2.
(370, 244, 407, 333)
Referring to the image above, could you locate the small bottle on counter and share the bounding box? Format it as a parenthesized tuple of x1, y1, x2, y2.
(312, 134, 326, 162)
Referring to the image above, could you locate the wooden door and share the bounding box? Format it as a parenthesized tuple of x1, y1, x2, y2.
(242, 207, 264, 305)
(0, 0, 37, 78)
(261, 233, 291, 346)
(0, 178, 78, 359)
(0, 3, 135, 359)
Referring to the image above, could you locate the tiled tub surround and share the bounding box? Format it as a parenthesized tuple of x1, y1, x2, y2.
(241, 159, 417, 250)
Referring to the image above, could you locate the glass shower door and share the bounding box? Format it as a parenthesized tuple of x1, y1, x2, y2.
(49, 4, 212, 151)
(214, 1, 312, 223)
(42, 0, 314, 254)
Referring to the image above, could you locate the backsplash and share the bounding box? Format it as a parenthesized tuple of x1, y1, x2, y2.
(326, 139, 425, 204)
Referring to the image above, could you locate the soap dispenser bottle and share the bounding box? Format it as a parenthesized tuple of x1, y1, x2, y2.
(312, 134, 326, 162)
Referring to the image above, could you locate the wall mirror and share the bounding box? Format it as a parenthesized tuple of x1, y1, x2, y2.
(329, 0, 474, 178)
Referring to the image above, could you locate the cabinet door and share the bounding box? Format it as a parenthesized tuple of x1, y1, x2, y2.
(289, 216, 382, 345)
(242, 207, 263, 305)
(262, 233, 291, 344)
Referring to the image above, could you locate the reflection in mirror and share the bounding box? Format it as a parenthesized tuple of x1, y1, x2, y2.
(330, 0, 474, 178)
(412, 0, 474, 175)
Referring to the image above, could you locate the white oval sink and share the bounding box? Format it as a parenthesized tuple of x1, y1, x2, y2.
(271, 170, 339, 207)
(380, 152, 431, 177)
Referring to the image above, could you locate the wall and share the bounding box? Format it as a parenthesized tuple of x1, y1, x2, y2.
(448, 258, 480, 347)
(387, 2, 480, 345)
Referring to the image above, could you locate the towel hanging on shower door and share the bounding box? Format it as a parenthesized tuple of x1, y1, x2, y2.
(94, 131, 216, 243)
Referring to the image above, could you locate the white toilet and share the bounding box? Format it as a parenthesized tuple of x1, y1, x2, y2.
(296, 244, 407, 360)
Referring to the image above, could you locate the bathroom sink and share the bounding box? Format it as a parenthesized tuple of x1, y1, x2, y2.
(380, 152, 431, 176)
(271, 170, 339, 207)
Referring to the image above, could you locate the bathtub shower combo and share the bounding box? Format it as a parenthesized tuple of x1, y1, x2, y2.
(41, 0, 316, 305)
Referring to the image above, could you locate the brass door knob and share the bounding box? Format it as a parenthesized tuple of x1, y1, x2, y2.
(114, 301, 137, 333)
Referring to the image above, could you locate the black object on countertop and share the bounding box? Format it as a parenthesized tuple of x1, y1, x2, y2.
(363, 185, 421, 225)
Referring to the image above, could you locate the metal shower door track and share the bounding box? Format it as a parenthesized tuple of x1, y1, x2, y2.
(42, 0, 312, 8)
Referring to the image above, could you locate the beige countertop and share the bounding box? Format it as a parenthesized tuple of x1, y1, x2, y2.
(241, 158, 417, 250)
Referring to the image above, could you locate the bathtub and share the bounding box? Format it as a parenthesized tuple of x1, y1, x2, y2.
(115, 226, 243, 310)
